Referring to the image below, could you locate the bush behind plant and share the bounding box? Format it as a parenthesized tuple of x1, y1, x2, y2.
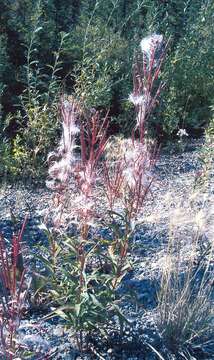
(0, 0, 214, 181)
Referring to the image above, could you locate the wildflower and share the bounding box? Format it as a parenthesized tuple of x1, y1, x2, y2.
(128, 93, 145, 106)
(59, 101, 79, 154)
(129, 92, 152, 130)
(177, 128, 189, 137)
(48, 156, 72, 183)
(122, 142, 152, 190)
(123, 167, 135, 188)
(140, 34, 163, 58)
(46, 98, 79, 190)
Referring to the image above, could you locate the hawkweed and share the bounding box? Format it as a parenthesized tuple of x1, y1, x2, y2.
(176, 128, 189, 152)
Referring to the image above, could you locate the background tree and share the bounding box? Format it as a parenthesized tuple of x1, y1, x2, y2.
(0, 0, 213, 180)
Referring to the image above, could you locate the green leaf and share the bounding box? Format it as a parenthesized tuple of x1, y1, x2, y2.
(111, 304, 130, 324)
(75, 303, 81, 316)
(35, 26, 43, 33)
(35, 254, 54, 274)
(90, 294, 105, 309)
(42, 305, 74, 322)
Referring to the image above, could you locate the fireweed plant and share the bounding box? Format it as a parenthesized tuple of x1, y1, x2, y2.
(0, 217, 28, 359)
(102, 34, 167, 288)
(129, 34, 168, 141)
(40, 34, 167, 350)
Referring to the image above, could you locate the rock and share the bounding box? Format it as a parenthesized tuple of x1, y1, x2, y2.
(21, 334, 50, 352)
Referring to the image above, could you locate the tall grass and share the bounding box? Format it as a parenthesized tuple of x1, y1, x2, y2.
(157, 204, 214, 358)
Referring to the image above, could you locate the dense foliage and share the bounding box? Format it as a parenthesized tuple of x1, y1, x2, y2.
(0, 0, 213, 180)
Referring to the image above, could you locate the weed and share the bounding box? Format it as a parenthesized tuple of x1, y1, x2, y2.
(157, 210, 214, 358)
(0, 217, 28, 359)
(38, 34, 166, 351)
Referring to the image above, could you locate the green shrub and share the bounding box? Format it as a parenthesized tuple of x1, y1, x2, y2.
(1, 3, 69, 181)
(162, 0, 214, 136)
(70, 0, 142, 113)
(195, 109, 214, 187)
(1, 0, 214, 182)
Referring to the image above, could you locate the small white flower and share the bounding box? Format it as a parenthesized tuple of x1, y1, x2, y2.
(177, 128, 189, 137)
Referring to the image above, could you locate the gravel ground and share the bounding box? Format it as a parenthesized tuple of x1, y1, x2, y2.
(0, 139, 213, 360)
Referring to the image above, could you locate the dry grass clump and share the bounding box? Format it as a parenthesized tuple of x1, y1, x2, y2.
(157, 193, 214, 358)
